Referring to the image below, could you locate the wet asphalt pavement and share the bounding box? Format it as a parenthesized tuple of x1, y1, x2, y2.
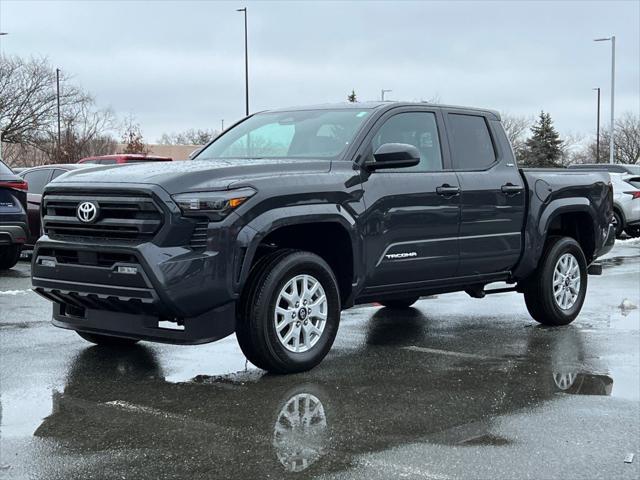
(1, 241, 639, 480)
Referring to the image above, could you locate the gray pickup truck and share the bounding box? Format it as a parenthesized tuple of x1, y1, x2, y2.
(31, 102, 615, 373)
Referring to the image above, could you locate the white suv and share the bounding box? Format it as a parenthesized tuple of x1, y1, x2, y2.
(568, 164, 640, 238)
(612, 173, 640, 237)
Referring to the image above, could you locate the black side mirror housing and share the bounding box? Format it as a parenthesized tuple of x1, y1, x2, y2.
(366, 143, 420, 170)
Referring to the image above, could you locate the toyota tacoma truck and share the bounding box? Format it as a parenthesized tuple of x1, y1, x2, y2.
(31, 102, 615, 373)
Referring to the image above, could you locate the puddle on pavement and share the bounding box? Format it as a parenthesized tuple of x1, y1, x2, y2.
(551, 372, 613, 396)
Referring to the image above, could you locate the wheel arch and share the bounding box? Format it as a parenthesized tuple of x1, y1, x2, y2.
(513, 198, 600, 280)
(235, 205, 360, 308)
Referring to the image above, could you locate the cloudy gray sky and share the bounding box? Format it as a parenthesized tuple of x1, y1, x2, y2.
(1, 0, 638, 143)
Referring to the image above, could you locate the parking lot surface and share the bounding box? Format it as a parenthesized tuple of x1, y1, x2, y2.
(1, 241, 639, 480)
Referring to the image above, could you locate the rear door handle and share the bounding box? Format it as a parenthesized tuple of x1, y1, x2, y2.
(501, 183, 524, 195)
(436, 184, 460, 197)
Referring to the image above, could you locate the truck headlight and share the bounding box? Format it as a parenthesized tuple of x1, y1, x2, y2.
(172, 188, 256, 220)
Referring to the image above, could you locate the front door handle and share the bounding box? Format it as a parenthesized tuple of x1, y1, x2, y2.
(501, 183, 524, 195)
(436, 184, 460, 197)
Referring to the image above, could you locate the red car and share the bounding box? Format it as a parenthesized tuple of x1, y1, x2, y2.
(78, 154, 172, 165)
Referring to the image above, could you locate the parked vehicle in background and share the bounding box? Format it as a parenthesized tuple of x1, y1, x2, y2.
(18, 164, 98, 247)
(78, 154, 172, 165)
(0, 160, 29, 269)
(567, 163, 640, 175)
(567, 164, 640, 237)
(611, 174, 640, 237)
(32, 102, 615, 373)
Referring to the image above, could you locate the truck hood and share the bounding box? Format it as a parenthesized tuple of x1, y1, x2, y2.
(51, 159, 331, 194)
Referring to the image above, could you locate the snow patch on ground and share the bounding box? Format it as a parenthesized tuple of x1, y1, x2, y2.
(0, 289, 31, 296)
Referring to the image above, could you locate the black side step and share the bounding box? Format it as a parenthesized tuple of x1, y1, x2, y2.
(465, 286, 518, 298)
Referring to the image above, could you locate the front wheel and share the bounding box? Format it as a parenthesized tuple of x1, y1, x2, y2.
(522, 237, 588, 326)
(613, 211, 624, 238)
(0, 245, 21, 270)
(77, 331, 140, 347)
(236, 250, 341, 374)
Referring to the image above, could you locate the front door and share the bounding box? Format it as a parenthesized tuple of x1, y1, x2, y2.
(359, 108, 461, 289)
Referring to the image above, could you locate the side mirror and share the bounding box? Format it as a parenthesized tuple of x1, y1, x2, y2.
(366, 143, 420, 170)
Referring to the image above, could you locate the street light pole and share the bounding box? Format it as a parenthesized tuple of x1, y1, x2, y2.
(0, 33, 8, 161)
(594, 35, 615, 163)
(593, 88, 600, 163)
(56, 68, 61, 160)
(381, 89, 392, 101)
(237, 8, 249, 117)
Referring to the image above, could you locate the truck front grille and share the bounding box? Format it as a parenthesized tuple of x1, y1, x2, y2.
(43, 192, 163, 242)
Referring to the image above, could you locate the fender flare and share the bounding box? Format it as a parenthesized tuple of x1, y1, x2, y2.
(513, 198, 598, 280)
(233, 204, 361, 293)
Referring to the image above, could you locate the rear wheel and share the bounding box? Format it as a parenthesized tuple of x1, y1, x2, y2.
(522, 237, 587, 326)
(236, 250, 341, 374)
(379, 296, 420, 309)
(76, 331, 140, 347)
(0, 245, 21, 270)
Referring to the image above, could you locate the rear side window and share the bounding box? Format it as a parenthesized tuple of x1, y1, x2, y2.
(448, 114, 496, 170)
(0, 160, 13, 175)
(99, 159, 118, 164)
(51, 169, 68, 180)
(626, 177, 640, 189)
(22, 169, 52, 194)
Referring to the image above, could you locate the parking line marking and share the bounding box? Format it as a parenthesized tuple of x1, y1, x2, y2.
(403, 345, 494, 360)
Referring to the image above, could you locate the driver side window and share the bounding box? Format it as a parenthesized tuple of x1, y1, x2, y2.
(371, 112, 443, 172)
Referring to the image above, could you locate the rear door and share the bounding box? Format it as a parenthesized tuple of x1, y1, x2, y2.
(360, 107, 461, 289)
(444, 111, 525, 275)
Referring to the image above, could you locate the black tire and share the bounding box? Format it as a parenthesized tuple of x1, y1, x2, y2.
(0, 245, 21, 270)
(236, 250, 341, 374)
(379, 296, 420, 309)
(76, 331, 140, 347)
(522, 237, 588, 326)
(624, 225, 640, 238)
(613, 210, 624, 238)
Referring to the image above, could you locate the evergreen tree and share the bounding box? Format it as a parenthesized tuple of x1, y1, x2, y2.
(522, 111, 563, 167)
(347, 90, 357, 103)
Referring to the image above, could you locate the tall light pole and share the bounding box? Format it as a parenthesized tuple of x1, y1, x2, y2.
(0, 32, 8, 161)
(381, 89, 392, 101)
(237, 8, 249, 117)
(56, 68, 62, 159)
(593, 88, 601, 163)
(594, 35, 615, 163)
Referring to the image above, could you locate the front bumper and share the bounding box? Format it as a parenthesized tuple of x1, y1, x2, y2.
(31, 237, 237, 344)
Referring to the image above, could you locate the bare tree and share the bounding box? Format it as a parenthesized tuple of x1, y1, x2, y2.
(569, 112, 639, 165)
(501, 113, 531, 160)
(614, 112, 640, 164)
(0, 55, 88, 147)
(158, 128, 219, 145)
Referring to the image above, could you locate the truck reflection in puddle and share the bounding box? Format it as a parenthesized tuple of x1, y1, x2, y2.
(33, 308, 614, 477)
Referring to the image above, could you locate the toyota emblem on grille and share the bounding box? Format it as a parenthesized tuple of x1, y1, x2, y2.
(77, 201, 99, 223)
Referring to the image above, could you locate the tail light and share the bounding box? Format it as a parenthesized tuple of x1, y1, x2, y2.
(0, 180, 28, 191)
(624, 191, 640, 200)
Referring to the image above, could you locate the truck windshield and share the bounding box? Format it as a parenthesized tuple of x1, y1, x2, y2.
(194, 109, 371, 161)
